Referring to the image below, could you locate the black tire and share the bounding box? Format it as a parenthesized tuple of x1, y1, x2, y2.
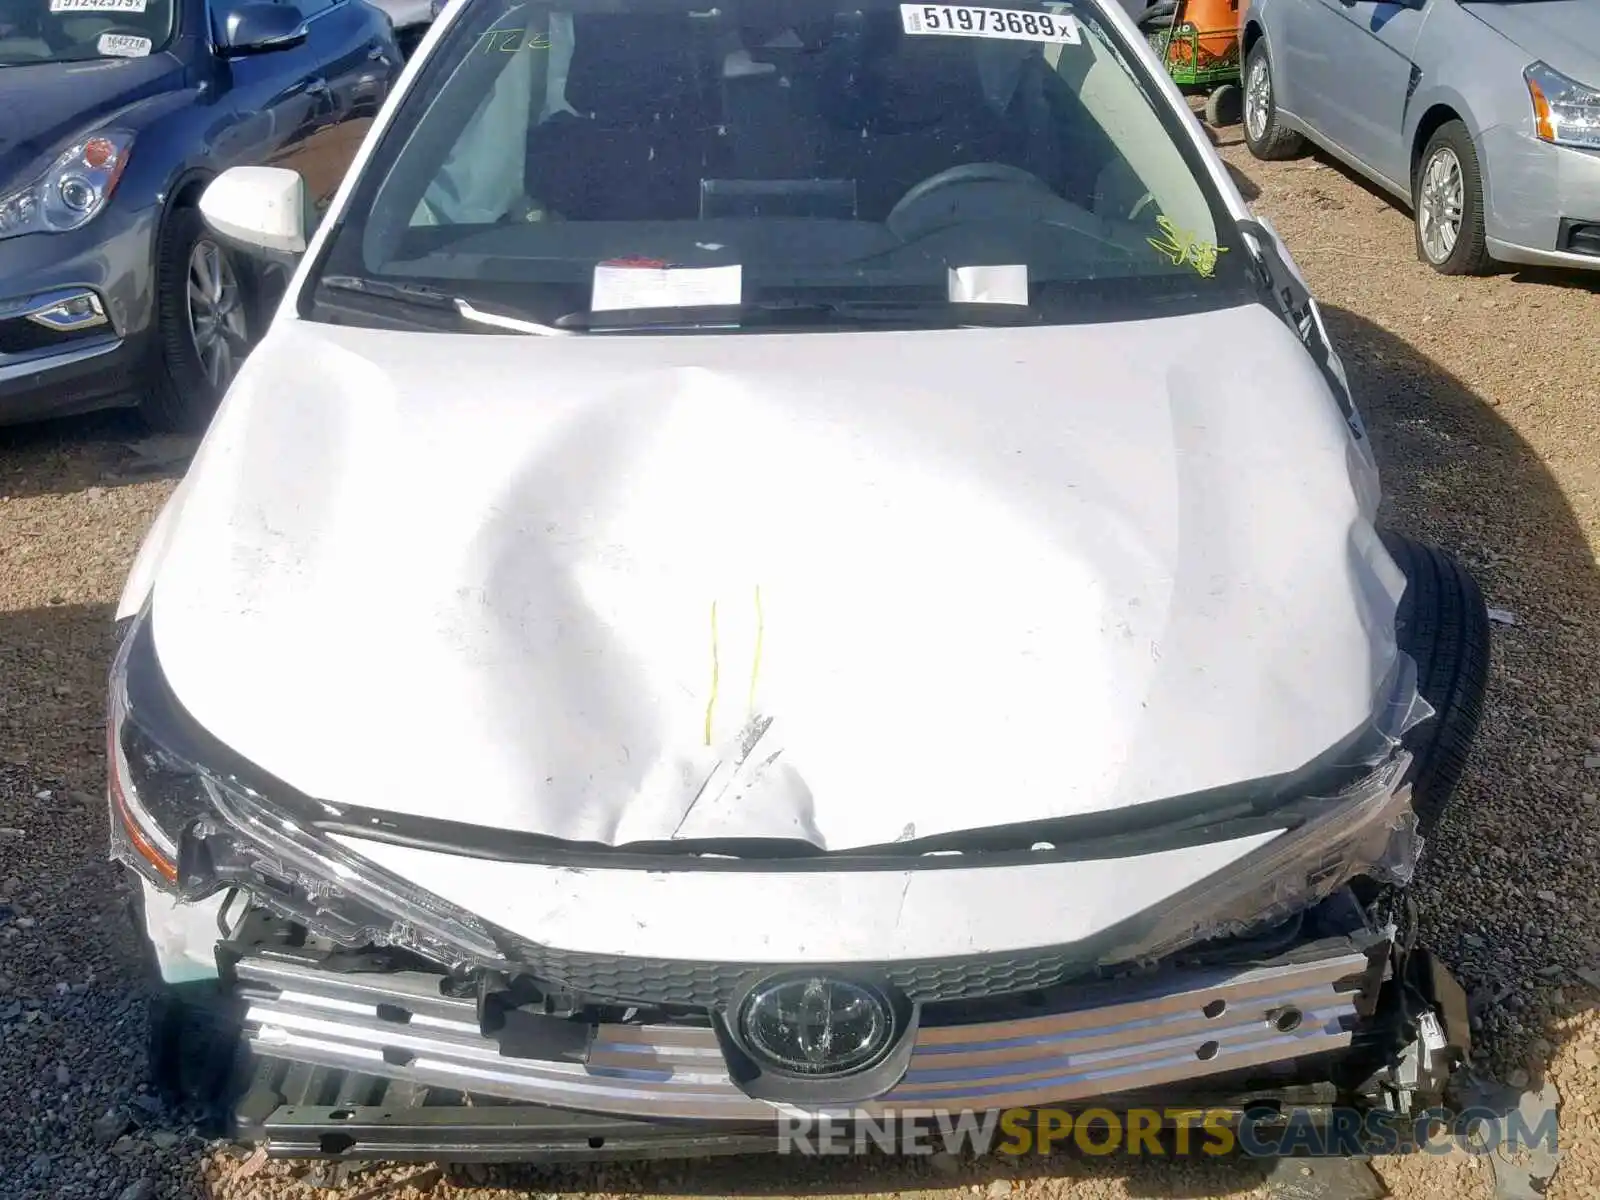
(139, 203, 254, 433)
(1205, 83, 1243, 128)
(1136, 0, 1176, 30)
(1413, 120, 1492, 276)
(1381, 532, 1490, 835)
(1241, 41, 1304, 161)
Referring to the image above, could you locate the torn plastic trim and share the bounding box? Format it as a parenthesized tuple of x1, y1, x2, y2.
(1087, 753, 1422, 968)
(120, 605, 1432, 869)
(109, 609, 507, 973)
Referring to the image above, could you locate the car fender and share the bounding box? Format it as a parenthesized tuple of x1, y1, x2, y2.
(114, 129, 223, 341)
(94, 78, 212, 194)
(1403, 76, 1513, 234)
(119, 478, 191, 621)
(1240, 6, 1296, 121)
(1402, 77, 1486, 177)
(153, 164, 220, 270)
(1404, 7, 1529, 223)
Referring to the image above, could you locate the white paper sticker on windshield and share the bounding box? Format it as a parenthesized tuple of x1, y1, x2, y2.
(948, 264, 1029, 305)
(51, 0, 148, 11)
(591, 262, 742, 312)
(97, 31, 151, 55)
(901, 4, 1079, 43)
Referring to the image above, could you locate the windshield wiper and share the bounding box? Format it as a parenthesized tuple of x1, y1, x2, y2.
(554, 299, 1044, 332)
(455, 297, 570, 337)
(320, 275, 455, 309)
(316, 276, 572, 336)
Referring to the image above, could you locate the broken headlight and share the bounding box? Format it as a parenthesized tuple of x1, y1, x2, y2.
(1099, 751, 1420, 967)
(108, 608, 504, 970)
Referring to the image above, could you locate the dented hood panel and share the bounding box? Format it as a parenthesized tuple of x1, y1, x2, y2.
(148, 303, 1403, 850)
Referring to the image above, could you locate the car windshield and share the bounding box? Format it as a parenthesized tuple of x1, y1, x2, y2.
(0, 0, 177, 65)
(311, 0, 1251, 332)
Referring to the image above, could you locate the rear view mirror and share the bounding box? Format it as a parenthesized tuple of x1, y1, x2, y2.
(215, 2, 308, 54)
(200, 166, 312, 267)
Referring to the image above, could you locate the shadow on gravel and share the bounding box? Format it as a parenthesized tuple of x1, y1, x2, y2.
(0, 410, 197, 501)
(1325, 307, 1600, 1097)
(0, 603, 202, 1200)
(1501, 266, 1600, 292)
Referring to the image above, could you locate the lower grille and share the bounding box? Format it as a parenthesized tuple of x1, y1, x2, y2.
(236, 948, 1377, 1121)
(1558, 218, 1600, 258)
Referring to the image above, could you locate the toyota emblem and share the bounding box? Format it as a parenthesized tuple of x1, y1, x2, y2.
(738, 975, 895, 1076)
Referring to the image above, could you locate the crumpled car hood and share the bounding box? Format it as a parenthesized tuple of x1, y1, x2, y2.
(146, 302, 1401, 851)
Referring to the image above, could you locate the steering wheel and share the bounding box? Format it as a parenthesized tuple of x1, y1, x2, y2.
(886, 163, 1057, 239)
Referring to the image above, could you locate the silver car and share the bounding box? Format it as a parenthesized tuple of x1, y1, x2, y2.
(1240, 0, 1600, 274)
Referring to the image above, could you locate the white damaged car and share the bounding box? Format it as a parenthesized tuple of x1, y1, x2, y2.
(111, 0, 1489, 1161)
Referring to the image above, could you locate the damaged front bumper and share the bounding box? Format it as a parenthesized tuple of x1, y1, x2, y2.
(189, 893, 1470, 1162)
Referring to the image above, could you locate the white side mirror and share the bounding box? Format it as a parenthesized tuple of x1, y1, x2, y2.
(199, 166, 310, 258)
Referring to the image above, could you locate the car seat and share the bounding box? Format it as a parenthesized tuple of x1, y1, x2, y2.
(526, 12, 712, 221)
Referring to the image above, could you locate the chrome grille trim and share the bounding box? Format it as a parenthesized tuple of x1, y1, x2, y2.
(237, 951, 1374, 1121)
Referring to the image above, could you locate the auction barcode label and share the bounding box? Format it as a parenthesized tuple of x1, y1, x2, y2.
(98, 32, 152, 55)
(50, 0, 149, 11)
(901, 4, 1080, 43)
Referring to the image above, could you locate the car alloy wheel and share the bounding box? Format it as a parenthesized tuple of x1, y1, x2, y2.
(185, 239, 248, 393)
(1244, 55, 1271, 144)
(1417, 147, 1464, 266)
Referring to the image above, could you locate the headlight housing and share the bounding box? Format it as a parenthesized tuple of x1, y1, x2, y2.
(1525, 62, 1600, 150)
(108, 609, 504, 970)
(0, 131, 135, 241)
(1100, 751, 1420, 966)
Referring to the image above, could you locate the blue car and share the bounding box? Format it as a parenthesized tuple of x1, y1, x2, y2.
(0, 0, 402, 429)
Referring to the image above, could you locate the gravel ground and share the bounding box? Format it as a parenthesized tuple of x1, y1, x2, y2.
(1, 126, 1598, 1200)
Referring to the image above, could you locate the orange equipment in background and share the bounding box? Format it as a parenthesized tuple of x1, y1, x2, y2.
(1139, 0, 1243, 127)
(1161, 0, 1239, 68)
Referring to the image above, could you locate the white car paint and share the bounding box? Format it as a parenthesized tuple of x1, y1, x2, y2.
(139, 878, 229, 984)
(140, 302, 1398, 852)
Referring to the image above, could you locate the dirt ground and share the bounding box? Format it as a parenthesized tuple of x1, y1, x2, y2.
(1, 124, 1598, 1200)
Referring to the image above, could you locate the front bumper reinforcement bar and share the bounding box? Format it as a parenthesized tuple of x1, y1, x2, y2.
(226, 937, 1471, 1162)
(235, 945, 1379, 1120)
